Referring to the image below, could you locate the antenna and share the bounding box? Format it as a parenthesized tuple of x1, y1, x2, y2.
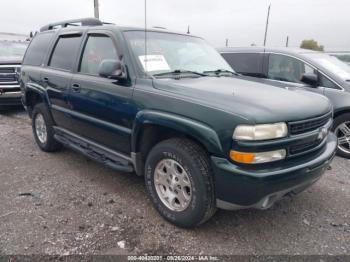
(263, 4, 271, 46)
(144, 0, 148, 75)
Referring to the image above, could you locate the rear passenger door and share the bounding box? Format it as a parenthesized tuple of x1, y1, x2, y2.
(68, 31, 134, 154)
(41, 32, 83, 130)
(221, 52, 265, 77)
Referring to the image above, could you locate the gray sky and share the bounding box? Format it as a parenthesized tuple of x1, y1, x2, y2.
(0, 0, 349, 50)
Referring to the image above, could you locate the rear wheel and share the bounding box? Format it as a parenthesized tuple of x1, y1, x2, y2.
(332, 113, 350, 159)
(32, 103, 62, 152)
(145, 138, 216, 228)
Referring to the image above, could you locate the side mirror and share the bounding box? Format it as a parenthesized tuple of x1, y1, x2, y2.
(98, 59, 127, 80)
(301, 73, 318, 87)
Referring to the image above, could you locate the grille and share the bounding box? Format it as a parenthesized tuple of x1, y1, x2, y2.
(289, 140, 322, 155)
(289, 112, 332, 135)
(0, 66, 19, 86)
(0, 67, 15, 74)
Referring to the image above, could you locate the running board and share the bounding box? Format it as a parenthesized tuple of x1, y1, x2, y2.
(53, 126, 134, 173)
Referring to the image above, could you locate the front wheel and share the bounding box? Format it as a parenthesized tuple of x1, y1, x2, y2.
(145, 138, 216, 228)
(332, 113, 350, 159)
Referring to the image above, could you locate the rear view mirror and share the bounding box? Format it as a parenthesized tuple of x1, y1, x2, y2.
(301, 73, 318, 87)
(98, 59, 127, 80)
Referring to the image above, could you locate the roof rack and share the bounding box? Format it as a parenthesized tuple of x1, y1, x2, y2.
(40, 18, 103, 32)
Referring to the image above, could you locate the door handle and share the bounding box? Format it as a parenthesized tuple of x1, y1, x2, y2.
(43, 77, 49, 82)
(71, 83, 81, 92)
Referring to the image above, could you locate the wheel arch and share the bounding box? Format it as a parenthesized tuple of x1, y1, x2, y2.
(24, 84, 49, 117)
(131, 110, 223, 175)
(334, 107, 350, 120)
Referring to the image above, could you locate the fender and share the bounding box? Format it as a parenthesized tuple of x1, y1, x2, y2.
(24, 83, 50, 107)
(132, 109, 223, 155)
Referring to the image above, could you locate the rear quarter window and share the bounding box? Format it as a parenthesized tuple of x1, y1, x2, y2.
(222, 52, 264, 77)
(22, 32, 54, 66)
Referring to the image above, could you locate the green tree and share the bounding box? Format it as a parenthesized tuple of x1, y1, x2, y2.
(300, 39, 324, 51)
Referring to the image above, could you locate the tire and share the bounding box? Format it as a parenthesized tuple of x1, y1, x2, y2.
(332, 113, 350, 159)
(32, 103, 62, 152)
(145, 138, 216, 228)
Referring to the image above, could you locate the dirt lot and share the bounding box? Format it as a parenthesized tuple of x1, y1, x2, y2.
(0, 109, 349, 256)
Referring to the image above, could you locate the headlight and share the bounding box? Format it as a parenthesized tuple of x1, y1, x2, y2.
(230, 149, 286, 164)
(233, 123, 288, 141)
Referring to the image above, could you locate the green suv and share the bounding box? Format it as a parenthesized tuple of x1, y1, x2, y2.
(20, 18, 337, 227)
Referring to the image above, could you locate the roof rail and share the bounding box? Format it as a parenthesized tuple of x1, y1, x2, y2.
(40, 18, 103, 32)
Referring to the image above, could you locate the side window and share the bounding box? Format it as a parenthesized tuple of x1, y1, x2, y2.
(22, 32, 54, 66)
(268, 54, 316, 83)
(79, 35, 117, 76)
(319, 74, 338, 89)
(49, 35, 82, 71)
(222, 53, 264, 77)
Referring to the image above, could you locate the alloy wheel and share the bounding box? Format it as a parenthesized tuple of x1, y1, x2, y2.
(154, 159, 192, 212)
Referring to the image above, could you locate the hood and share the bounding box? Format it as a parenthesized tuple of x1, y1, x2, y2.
(153, 76, 332, 124)
(0, 56, 22, 65)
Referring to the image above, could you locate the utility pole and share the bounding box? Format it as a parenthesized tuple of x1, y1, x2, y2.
(187, 25, 190, 34)
(286, 36, 289, 47)
(94, 0, 99, 19)
(263, 4, 271, 46)
(225, 39, 229, 47)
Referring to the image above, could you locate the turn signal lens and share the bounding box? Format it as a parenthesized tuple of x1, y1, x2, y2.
(230, 151, 256, 164)
(230, 149, 286, 164)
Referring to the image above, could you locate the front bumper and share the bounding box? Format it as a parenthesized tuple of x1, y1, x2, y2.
(212, 133, 337, 210)
(0, 91, 22, 106)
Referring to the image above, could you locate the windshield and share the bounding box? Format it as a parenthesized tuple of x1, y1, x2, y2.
(304, 53, 350, 81)
(0, 41, 28, 57)
(124, 31, 233, 77)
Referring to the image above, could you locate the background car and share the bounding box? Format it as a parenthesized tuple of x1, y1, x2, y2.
(327, 52, 350, 66)
(0, 40, 28, 110)
(219, 47, 350, 159)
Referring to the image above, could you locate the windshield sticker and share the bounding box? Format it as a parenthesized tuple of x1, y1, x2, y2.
(139, 55, 170, 72)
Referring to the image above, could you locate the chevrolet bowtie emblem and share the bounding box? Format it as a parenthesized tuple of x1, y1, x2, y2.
(318, 127, 328, 140)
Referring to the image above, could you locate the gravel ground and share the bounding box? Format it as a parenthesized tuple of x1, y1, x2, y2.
(0, 109, 349, 256)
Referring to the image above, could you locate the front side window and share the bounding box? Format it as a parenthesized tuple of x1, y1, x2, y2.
(268, 54, 316, 83)
(49, 35, 82, 71)
(79, 35, 118, 76)
(124, 31, 233, 76)
(319, 74, 338, 89)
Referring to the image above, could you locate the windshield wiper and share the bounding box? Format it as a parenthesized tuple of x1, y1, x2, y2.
(203, 69, 239, 76)
(153, 70, 208, 78)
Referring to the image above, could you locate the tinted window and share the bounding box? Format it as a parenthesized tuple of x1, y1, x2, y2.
(80, 35, 117, 75)
(49, 36, 82, 71)
(23, 33, 54, 66)
(268, 54, 316, 83)
(221, 53, 264, 77)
